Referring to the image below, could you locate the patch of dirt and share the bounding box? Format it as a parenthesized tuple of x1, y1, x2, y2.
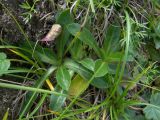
(0, 0, 66, 119)
(0, 0, 64, 44)
(0, 88, 18, 119)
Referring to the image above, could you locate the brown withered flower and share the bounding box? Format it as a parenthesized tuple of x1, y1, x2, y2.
(40, 24, 62, 42)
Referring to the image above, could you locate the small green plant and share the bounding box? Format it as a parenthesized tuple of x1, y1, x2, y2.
(144, 92, 160, 120)
(0, 52, 10, 76)
(19, 0, 39, 24)
(0, 0, 160, 119)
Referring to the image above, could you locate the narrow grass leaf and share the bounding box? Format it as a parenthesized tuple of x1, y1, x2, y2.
(9, 49, 36, 67)
(89, 0, 95, 13)
(0, 82, 66, 96)
(0, 2, 32, 49)
(19, 66, 56, 119)
(2, 108, 9, 120)
(29, 93, 48, 117)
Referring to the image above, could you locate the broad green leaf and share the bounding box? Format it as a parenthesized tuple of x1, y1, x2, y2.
(146, 43, 160, 61)
(67, 23, 101, 57)
(94, 59, 108, 77)
(102, 24, 121, 57)
(107, 52, 123, 62)
(143, 93, 160, 120)
(79, 58, 95, 71)
(0, 52, 6, 59)
(69, 75, 89, 96)
(64, 58, 92, 80)
(49, 86, 66, 111)
(120, 109, 146, 120)
(69, 39, 84, 60)
(56, 9, 73, 60)
(90, 77, 109, 89)
(154, 39, 160, 49)
(0, 52, 10, 76)
(19, 41, 58, 65)
(102, 51, 133, 62)
(34, 48, 57, 65)
(64, 59, 108, 89)
(56, 9, 73, 26)
(56, 66, 71, 91)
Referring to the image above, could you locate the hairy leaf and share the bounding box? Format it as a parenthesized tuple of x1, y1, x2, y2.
(144, 93, 160, 120)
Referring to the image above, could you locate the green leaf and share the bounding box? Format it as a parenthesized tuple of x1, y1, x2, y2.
(2, 108, 9, 120)
(154, 39, 160, 49)
(56, 9, 73, 26)
(0, 52, 7, 59)
(56, 9, 73, 60)
(64, 58, 92, 80)
(144, 93, 160, 120)
(29, 93, 48, 117)
(56, 66, 71, 91)
(19, 66, 56, 119)
(34, 48, 57, 65)
(146, 43, 160, 61)
(91, 77, 109, 89)
(49, 86, 66, 111)
(69, 75, 89, 96)
(67, 23, 101, 57)
(94, 59, 108, 77)
(64, 59, 108, 89)
(120, 109, 146, 120)
(19, 2, 31, 9)
(104, 52, 133, 63)
(89, 0, 95, 13)
(79, 58, 95, 71)
(0, 52, 10, 76)
(19, 41, 58, 65)
(102, 24, 121, 57)
(69, 39, 84, 60)
(107, 52, 123, 62)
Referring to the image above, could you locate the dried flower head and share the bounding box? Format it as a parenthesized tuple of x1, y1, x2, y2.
(41, 24, 62, 42)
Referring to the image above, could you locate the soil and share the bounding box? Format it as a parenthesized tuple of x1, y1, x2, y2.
(0, 88, 18, 119)
(0, 0, 65, 119)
